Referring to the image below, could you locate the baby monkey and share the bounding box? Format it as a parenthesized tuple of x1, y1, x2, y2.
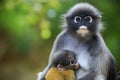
(45, 50, 80, 80)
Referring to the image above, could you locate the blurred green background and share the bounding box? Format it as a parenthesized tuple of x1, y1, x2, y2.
(0, 0, 120, 80)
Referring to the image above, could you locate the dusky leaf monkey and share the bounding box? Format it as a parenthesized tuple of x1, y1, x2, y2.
(45, 50, 80, 80)
(38, 3, 116, 80)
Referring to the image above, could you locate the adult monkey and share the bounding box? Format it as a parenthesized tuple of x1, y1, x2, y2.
(38, 3, 116, 80)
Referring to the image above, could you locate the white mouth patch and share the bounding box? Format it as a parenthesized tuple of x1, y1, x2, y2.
(77, 26, 89, 37)
(79, 26, 87, 30)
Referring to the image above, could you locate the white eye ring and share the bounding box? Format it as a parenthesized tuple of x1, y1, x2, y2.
(74, 16, 81, 23)
(85, 16, 93, 23)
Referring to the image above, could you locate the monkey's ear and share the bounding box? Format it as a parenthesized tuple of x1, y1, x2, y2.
(60, 14, 69, 23)
(98, 15, 102, 19)
(61, 13, 71, 19)
(61, 14, 66, 19)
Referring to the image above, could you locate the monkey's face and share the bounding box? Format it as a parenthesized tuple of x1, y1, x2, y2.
(65, 4, 101, 37)
(55, 50, 80, 70)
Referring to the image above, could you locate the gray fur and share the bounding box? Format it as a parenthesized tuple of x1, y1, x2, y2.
(66, 3, 101, 17)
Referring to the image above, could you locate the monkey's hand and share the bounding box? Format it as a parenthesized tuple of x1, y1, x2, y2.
(37, 72, 42, 80)
(37, 65, 51, 80)
(95, 75, 105, 80)
(37, 72, 46, 80)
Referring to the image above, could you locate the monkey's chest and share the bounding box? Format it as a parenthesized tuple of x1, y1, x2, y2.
(62, 38, 91, 68)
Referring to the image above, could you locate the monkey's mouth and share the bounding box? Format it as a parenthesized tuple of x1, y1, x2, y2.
(77, 26, 89, 37)
(72, 62, 80, 69)
(79, 25, 88, 30)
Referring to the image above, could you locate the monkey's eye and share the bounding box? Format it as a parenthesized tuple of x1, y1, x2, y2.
(84, 16, 93, 23)
(74, 16, 81, 23)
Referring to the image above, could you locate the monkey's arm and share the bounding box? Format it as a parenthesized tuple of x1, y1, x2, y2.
(98, 35, 116, 80)
(107, 55, 116, 80)
(37, 64, 51, 80)
(38, 31, 67, 80)
(77, 35, 116, 80)
(95, 54, 116, 80)
(94, 36, 116, 80)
